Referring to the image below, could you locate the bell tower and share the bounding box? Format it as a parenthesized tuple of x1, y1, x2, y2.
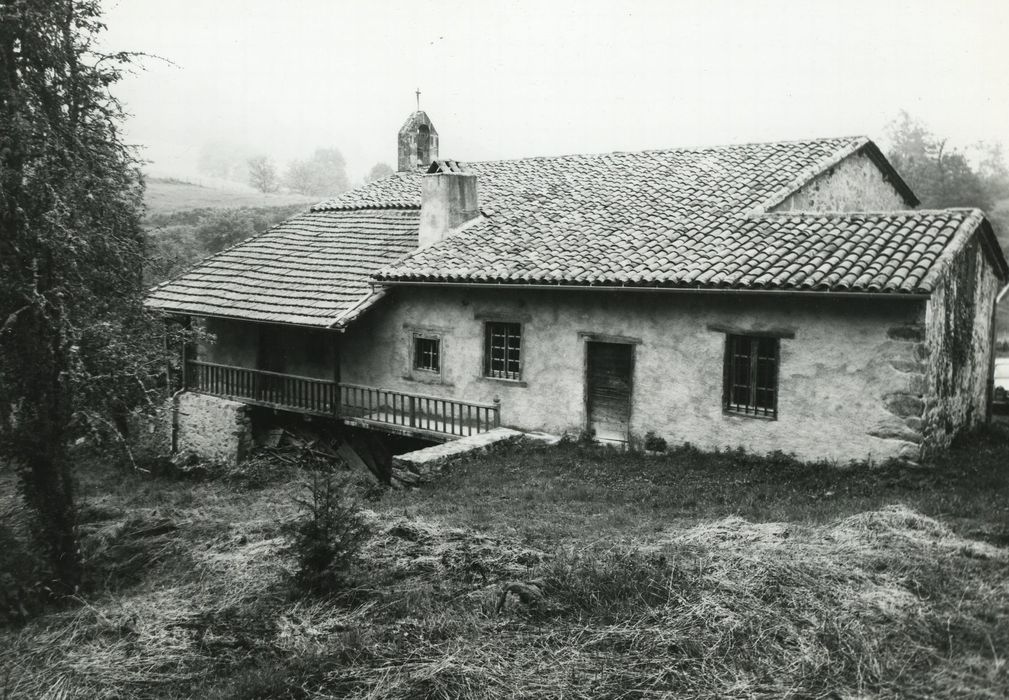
(397, 108, 439, 172)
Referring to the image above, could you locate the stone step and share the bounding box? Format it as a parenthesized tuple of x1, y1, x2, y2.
(392, 427, 524, 480)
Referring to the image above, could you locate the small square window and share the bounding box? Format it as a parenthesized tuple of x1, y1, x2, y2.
(484, 322, 522, 380)
(724, 334, 779, 418)
(413, 335, 440, 373)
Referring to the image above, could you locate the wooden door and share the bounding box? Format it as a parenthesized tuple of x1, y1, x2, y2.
(586, 342, 633, 443)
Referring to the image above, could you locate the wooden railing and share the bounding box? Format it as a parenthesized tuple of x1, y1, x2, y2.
(184, 360, 500, 439)
(339, 383, 500, 438)
(186, 360, 338, 416)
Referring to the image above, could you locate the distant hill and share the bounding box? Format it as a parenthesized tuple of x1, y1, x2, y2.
(142, 177, 317, 285)
(144, 177, 316, 215)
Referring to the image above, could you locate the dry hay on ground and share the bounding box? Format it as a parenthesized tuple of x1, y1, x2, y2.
(1, 504, 1006, 699)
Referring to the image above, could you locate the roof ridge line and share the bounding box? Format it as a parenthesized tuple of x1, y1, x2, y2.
(753, 208, 976, 219)
(311, 135, 873, 212)
(452, 134, 870, 167)
(311, 203, 421, 212)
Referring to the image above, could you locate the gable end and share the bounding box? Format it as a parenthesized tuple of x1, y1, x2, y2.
(770, 142, 919, 213)
(860, 141, 920, 207)
(919, 211, 1009, 294)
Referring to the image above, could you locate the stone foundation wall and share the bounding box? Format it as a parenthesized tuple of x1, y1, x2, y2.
(175, 392, 252, 465)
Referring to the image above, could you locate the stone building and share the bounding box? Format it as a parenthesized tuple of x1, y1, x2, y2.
(146, 110, 1008, 464)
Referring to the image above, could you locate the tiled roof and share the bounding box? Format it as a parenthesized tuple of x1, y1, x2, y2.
(378, 208, 989, 293)
(379, 208, 989, 293)
(725, 210, 986, 293)
(148, 134, 1003, 328)
(315, 136, 877, 215)
(146, 209, 418, 327)
(365, 141, 997, 294)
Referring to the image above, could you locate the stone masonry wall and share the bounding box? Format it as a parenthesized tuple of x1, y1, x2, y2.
(770, 151, 910, 213)
(921, 239, 1002, 450)
(341, 287, 927, 463)
(175, 391, 252, 465)
(868, 317, 930, 461)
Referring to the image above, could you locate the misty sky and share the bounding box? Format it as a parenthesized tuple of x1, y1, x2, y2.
(101, 0, 1009, 183)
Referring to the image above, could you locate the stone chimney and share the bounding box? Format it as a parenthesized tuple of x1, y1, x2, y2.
(419, 160, 479, 249)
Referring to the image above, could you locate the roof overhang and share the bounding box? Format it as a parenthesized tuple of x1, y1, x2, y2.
(373, 279, 931, 301)
(859, 140, 920, 208)
(144, 305, 346, 331)
(144, 289, 392, 333)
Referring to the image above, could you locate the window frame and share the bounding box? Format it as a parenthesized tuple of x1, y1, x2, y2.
(723, 334, 780, 419)
(483, 321, 523, 382)
(411, 332, 442, 375)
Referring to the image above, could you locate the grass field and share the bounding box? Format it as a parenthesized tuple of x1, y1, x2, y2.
(144, 177, 316, 215)
(2, 430, 1009, 698)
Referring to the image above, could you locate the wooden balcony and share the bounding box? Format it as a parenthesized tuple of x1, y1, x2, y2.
(184, 360, 501, 441)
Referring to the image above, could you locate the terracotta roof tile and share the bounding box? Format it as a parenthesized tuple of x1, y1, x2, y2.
(146, 209, 418, 327)
(378, 205, 986, 294)
(146, 135, 1002, 327)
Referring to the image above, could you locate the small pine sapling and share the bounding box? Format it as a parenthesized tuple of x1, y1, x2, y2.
(288, 461, 371, 593)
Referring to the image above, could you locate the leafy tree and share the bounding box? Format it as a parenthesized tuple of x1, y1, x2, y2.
(284, 148, 349, 196)
(283, 159, 314, 195)
(366, 162, 394, 182)
(886, 111, 994, 211)
(0, 0, 148, 591)
(887, 112, 1009, 263)
(974, 141, 1009, 205)
(247, 155, 279, 193)
(988, 200, 1009, 260)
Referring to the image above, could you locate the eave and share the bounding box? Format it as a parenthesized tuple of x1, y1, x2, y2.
(373, 279, 931, 301)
